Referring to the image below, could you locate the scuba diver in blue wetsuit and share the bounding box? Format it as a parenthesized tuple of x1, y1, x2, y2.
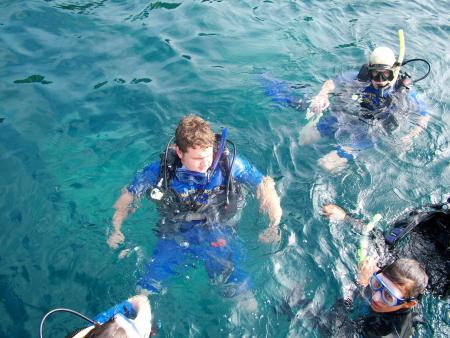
(300, 32, 431, 172)
(107, 115, 282, 298)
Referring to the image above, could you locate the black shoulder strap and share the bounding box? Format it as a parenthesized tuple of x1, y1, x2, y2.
(146, 147, 180, 201)
(357, 64, 370, 82)
(160, 146, 180, 188)
(385, 205, 450, 246)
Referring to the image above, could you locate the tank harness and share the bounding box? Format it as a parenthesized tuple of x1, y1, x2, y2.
(384, 199, 450, 297)
(384, 200, 450, 251)
(145, 131, 240, 221)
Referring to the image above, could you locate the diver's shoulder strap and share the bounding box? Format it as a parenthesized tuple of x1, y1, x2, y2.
(157, 146, 179, 187)
(397, 72, 412, 90)
(357, 64, 370, 82)
(385, 203, 450, 246)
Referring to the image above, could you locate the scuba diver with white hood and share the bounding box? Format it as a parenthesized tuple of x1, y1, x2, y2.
(300, 30, 431, 171)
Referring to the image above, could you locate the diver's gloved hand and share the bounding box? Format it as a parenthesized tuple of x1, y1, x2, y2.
(258, 225, 281, 244)
(107, 230, 125, 249)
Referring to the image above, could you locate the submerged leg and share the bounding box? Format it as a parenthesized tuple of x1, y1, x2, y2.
(137, 238, 190, 293)
(300, 114, 338, 145)
(318, 146, 354, 172)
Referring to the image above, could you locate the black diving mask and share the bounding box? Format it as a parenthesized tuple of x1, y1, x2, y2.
(368, 64, 395, 82)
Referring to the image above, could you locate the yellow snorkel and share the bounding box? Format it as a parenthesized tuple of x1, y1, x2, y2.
(390, 29, 405, 87)
(357, 213, 382, 264)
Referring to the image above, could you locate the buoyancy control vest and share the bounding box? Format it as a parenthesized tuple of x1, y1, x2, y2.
(146, 136, 242, 225)
(385, 203, 450, 251)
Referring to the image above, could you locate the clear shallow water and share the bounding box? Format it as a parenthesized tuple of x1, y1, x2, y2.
(0, 0, 449, 337)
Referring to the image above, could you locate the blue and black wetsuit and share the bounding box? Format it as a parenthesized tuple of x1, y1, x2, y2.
(127, 155, 263, 297)
(316, 71, 429, 159)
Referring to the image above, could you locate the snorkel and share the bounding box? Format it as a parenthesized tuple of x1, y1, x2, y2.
(390, 29, 405, 88)
(208, 127, 236, 206)
(357, 213, 382, 264)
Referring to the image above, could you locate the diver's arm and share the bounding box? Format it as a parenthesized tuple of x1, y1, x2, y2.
(107, 188, 136, 249)
(318, 79, 336, 96)
(401, 89, 431, 147)
(322, 204, 374, 234)
(309, 80, 336, 115)
(257, 176, 283, 243)
(322, 204, 380, 285)
(322, 204, 347, 222)
(357, 256, 379, 287)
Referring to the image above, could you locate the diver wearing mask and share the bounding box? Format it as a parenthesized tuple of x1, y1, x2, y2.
(299, 31, 431, 172)
(323, 197, 449, 298)
(106, 115, 282, 297)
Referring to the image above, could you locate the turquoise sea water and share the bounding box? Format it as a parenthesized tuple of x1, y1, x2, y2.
(1, 0, 449, 337)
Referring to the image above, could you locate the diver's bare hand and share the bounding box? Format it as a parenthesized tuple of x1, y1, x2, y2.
(107, 230, 125, 249)
(357, 256, 379, 286)
(322, 204, 346, 221)
(309, 94, 330, 115)
(259, 225, 281, 244)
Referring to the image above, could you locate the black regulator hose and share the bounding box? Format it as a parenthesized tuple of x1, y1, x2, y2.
(40, 308, 98, 338)
(401, 58, 431, 84)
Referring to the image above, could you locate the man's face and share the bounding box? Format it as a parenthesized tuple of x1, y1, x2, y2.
(370, 273, 415, 313)
(176, 145, 213, 173)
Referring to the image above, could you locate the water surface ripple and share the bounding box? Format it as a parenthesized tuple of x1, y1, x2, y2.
(0, 1, 449, 337)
